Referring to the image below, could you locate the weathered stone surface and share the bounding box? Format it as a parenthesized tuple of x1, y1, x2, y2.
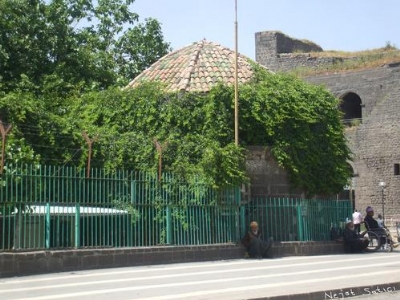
(245, 146, 303, 199)
(305, 66, 400, 220)
(255, 31, 400, 222)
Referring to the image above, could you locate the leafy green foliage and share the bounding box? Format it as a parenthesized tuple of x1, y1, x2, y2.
(0, 64, 349, 195)
(239, 65, 351, 195)
(0, 87, 80, 165)
(115, 18, 172, 84)
(0, 0, 349, 195)
(0, 0, 171, 166)
(67, 65, 350, 195)
(0, 0, 170, 93)
(68, 83, 247, 188)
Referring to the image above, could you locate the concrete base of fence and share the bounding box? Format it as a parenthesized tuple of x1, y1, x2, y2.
(0, 241, 344, 278)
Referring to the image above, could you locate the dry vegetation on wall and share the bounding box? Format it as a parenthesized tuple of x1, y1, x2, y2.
(300, 39, 321, 48)
(291, 44, 400, 77)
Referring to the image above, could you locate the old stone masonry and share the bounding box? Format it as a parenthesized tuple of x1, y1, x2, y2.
(255, 31, 400, 222)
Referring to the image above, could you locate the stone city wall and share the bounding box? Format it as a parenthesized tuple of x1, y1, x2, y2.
(255, 31, 400, 220)
(255, 31, 384, 74)
(245, 146, 303, 199)
(305, 65, 400, 219)
(255, 31, 345, 73)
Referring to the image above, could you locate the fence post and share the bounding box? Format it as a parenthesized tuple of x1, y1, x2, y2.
(45, 203, 50, 249)
(235, 187, 241, 241)
(0, 120, 12, 174)
(131, 180, 136, 204)
(75, 204, 80, 248)
(127, 180, 137, 247)
(296, 205, 304, 241)
(14, 210, 23, 250)
(240, 205, 246, 239)
(166, 205, 172, 245)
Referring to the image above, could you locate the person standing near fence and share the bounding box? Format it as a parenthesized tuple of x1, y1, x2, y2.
(352, 209, 363, 233)
(377, 214, 384, 228)
(241, 221, 273, 259)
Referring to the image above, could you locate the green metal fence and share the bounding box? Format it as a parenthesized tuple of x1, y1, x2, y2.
(241, 197, 352, 242)
(0, 164, 241, 251)
(0, 164, 352, 251)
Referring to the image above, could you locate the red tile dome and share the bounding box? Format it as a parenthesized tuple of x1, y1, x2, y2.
(126, 40, 265, 92)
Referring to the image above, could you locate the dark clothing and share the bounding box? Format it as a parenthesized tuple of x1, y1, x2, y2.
(354, 223, 361, 234)
(364, 215, 379, 229)
(343, 228, 369, 253)
(241, 230, 272, 258)
(364, 215, 388, 245)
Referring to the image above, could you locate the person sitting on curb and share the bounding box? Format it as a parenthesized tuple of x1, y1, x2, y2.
(241, 221, 273, 259)
(352, 209, 363, 234)
(343, 220, 369, 253)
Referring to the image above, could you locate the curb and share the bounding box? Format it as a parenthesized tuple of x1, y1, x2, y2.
(0, 241, 343, 278)
(249, 281, 400, 300)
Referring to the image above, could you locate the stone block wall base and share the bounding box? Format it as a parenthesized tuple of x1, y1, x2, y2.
(0, 241, 344, 278)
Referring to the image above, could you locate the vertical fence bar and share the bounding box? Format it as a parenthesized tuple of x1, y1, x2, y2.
(304, 200, 310, 241)
(240, 205, 246, 240)
(296, 204, 304, 242)
(45, 203, 50, 249)
(75, 204, 80, 248)
(166, 205, 172, 245)
(138, 172, 143, 246)
(128, 180, 136, 247)
(1, 205, 4, 250)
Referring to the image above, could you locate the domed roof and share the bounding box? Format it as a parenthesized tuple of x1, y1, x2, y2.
(126, 40, 259, 92)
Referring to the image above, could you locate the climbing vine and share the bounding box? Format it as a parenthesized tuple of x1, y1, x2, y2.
(69, 65, 350, 195)
(0, 65, 350, 196)
(239, 65, 351, 195)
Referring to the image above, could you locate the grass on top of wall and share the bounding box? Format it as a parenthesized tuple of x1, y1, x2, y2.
(290, 45, 400, 77)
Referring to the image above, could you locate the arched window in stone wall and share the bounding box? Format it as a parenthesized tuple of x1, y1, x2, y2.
(339, 92, 362, 125)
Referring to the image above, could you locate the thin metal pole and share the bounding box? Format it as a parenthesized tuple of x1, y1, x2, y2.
(154, 139, 162, 181)
(234, 0, 239, 146)
(382, 188, 385, 222)
(82, 131, 97, 178)
(349, 180, 353, 210)
(0, 120, 12, 174)
(154, 139, 167, 181)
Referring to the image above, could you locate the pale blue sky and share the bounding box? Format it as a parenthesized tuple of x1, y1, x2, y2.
(133, 0, 400, 59)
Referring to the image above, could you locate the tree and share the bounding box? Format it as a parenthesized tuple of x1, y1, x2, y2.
(0, 0, 171, 94)
(0, 0, 171, 165)
(115, 18, 172, 84)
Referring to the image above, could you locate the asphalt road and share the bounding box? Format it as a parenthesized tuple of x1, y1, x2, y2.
(1, 251, 400, 300)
